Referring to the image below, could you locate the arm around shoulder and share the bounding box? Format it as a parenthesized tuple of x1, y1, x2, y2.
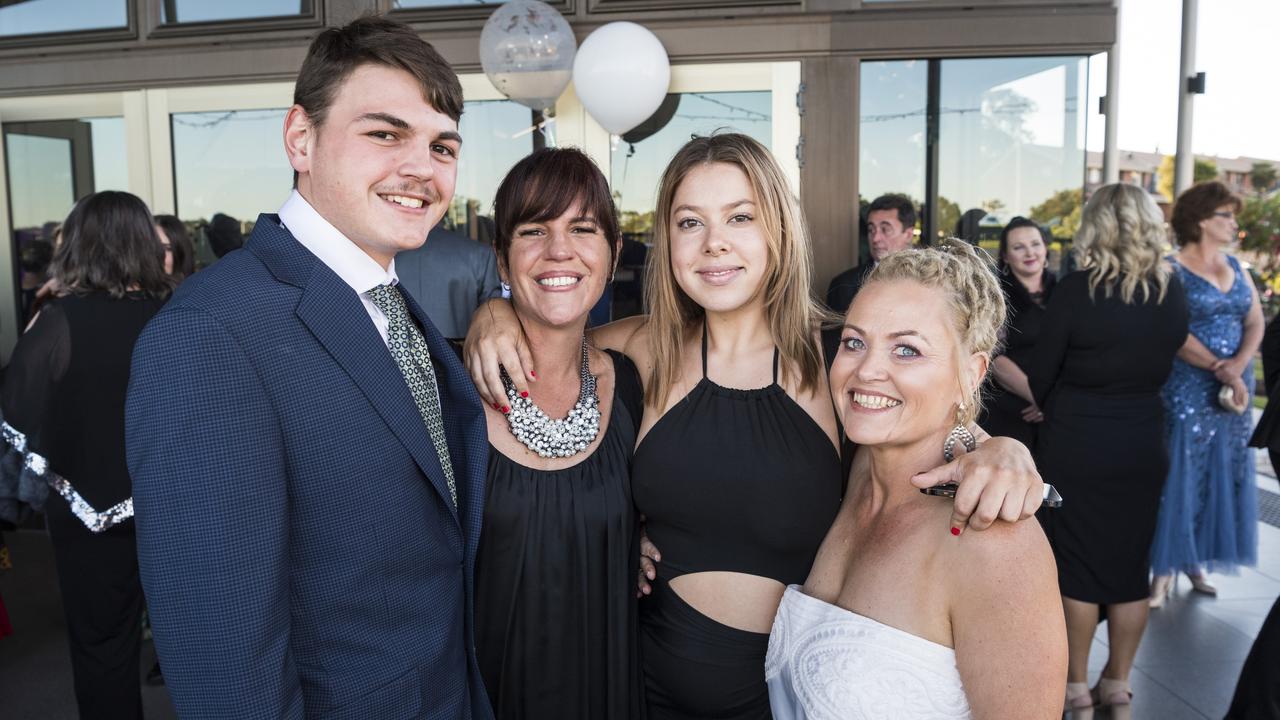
(127, 307, 303, 719)
(948, 521, 1067, 720)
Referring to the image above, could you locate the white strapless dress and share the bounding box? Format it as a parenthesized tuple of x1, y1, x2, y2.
(765, 585, 973, 720)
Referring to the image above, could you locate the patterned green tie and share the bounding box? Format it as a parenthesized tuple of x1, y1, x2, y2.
(367, 284, 457, 507)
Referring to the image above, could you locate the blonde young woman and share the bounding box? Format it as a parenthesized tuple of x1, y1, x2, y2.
(1026, 183, 1190, 710)
(767, 239, 1067, 719)
(466, 133, 1046, 718)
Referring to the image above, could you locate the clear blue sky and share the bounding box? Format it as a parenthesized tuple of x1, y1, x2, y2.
(1116, 0, 1277, 161)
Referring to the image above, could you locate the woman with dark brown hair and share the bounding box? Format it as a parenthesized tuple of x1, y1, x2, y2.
(1, 190, 172, 719)
(471, 147, 642, 719)
(1149, 180, 1261, 607)
(155, 214, 195, 280)
(979, 217, 1056, 448)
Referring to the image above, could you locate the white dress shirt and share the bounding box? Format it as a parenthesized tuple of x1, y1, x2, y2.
(277, 190, 399, 347)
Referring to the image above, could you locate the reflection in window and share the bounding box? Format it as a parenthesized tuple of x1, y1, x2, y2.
(446, 100, 543, 242)
(0, 0, 126, 37)
(171, 109, 291, 268)
(611, 92, 771, 245)
(608, 91, 771, 318)
(938, 56, 1088, 271)
(162, 0, 313, 24)
(4, 117, 126, 324)
(859, 60, 927, 251)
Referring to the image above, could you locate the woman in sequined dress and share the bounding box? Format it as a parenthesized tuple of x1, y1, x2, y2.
(1148, 181, 1262, 606)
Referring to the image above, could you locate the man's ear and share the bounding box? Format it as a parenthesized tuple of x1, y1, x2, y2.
(284, 105, 315, 176)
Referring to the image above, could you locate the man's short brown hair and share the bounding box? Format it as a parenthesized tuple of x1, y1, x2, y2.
(294, 15, 463, 128)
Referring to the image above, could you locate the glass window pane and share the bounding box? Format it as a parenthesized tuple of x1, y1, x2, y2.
(171, 109, 292, 268)
(611, 91, 772, 246)
(938, 56, 1087, 270)
(5, 117, 127, 324)
(609, 91, 771, 319)
(446, 100, 542, 242)
(162, 0, 312, 24)
(859, 60, 927, 225)
(394, 1, 500, 7)
(0, 0, 126, 37)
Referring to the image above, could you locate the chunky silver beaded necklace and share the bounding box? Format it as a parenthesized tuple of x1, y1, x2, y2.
(502, 337, 601, 458)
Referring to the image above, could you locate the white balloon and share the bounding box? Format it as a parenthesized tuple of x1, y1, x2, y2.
(479, 0, 576, 112)
(572, 22, 671, 136)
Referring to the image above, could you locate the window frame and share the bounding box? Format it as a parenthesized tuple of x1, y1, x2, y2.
(0, 0, 135, 50)
(385, 0, 574, 24)
(146, 0, 323, 40)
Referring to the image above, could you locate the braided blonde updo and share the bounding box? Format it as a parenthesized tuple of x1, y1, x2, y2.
(863, 237, 1006, 425)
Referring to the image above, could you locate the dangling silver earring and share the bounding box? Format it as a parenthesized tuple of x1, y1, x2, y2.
(943, 403, 977, 463)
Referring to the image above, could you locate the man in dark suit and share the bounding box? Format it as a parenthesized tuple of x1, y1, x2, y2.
(824, 193, 917, 316)
(396, 221, 502, 340)
(126, 17, 492, 719)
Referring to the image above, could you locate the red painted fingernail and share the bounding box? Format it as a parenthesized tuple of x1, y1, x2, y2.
(502, 406, 510, 414)
(530, 370, 537, 379)
(951, 527, 961, 536)
(520, 391, 529, 398)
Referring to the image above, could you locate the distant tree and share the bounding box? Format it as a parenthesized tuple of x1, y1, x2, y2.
(1240, 194, 1280, 255)
(1158, 155, 1219, 201)
(1030, 188, 1084, 240)
(936, 196, 961, 241)
(1251, 162, 1278, 196)
(1239, 194, 1280, 313)
(980, 198, 1006, 214)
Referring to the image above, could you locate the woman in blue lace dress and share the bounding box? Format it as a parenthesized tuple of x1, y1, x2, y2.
(1149, 181, 1262, 607)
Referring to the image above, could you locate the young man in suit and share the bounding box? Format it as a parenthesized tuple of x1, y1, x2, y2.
(126, 16, 493, 719)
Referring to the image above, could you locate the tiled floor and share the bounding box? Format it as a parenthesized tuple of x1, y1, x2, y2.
(1067, 466, 1280, 720)
(3, 477, 1278, 719)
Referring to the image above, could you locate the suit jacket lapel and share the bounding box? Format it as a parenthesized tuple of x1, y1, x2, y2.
(257, 226, 461, 529)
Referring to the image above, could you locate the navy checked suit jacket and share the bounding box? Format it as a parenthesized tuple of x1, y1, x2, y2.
(126, 215, 492, 720)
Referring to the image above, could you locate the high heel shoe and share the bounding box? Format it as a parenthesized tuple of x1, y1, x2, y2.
(1149, 574, 1172, 609)
(1065, 682, 1093, 710)
(1091, 677, 1133, 707)
(1187, 571, 1217, 596)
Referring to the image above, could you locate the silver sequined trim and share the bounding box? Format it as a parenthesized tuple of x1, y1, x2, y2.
(2, 421, 133, 532)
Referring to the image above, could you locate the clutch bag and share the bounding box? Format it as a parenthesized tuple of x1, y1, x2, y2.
(1218, 384, 1247, 415)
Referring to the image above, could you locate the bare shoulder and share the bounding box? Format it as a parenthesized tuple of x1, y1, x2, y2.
(944, 509, 1056, 593)
(618, 318, 656, 384)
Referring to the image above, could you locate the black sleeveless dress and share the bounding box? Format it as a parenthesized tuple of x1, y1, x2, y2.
(474, 349, 644, 720)
(632, 327, 843, 719)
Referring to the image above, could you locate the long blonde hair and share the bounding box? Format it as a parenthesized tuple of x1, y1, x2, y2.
(643, 133, 830, 405)
(1074, 183, 1171, 304)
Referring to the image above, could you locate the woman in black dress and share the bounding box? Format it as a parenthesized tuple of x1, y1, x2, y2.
(1, 191, 172, 719)
(1027, 183, 1188, 710)
(980, 217, 1056, 448)
(472, 148, 642, 719)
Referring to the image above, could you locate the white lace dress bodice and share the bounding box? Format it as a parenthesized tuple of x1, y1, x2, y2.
(765, 585, 973, 720)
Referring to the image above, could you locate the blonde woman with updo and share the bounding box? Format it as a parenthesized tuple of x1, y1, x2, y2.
(766, 239, 1067, 719)
(1027, 183, 1189, 710)
(466, 134, 1048, 718)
